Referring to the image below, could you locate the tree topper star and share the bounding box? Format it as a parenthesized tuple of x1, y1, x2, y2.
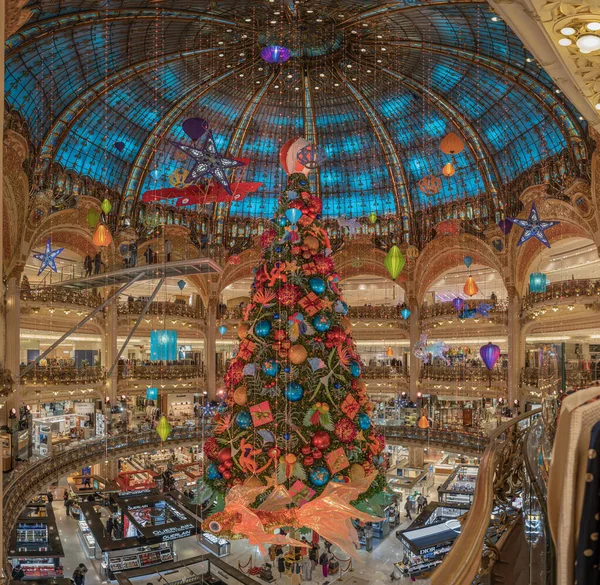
(509, 203, 559, 248)
(33, 238, 65, 275)
(172, 132, 246, 196)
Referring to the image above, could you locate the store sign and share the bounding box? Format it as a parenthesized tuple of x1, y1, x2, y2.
(118, 489, 153, 497)
(418, 546, 437, 555)
(150, 523, 195, 542)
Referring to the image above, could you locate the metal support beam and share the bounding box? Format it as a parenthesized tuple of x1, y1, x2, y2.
(20, 273, 144, 378)
(106, 278, 164, 378)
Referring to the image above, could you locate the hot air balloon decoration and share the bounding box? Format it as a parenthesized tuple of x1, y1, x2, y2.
(401, 308, 411, 320)
(463, 276, 479, 297)
(156, 415, 172, 442)
(417, 411, 430, 429)
(368, 211, 378, 224)
(286, 208, 302, 224)
(101, 198, 113, 214)
(442, 162, 455, 177)
(177, 280, 187, 291)
(93, 223, 112, 247)
(385, 246, 405, 280)
(440, 131, 464, 155)
(386, 346, 394, 357)
(463, 256, 473, 268)
(280, 137, 313, 176)
(86, 208, 100, 229)
(480, 342, 501, 388)
(218, 325, 227, 336)
(452, 297, 464, 312)
(182, 117, 209, 141)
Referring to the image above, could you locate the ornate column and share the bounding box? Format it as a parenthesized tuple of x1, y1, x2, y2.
(205, 297, 218, 399)
(408, 446, 424, 468)
(408, 301, 421, 401)
(103, 296, 119, 414)
(507, 288, 522, 405)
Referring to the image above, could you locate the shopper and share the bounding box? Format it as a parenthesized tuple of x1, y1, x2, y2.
(277, 554, 285, 577)
(106, 517, 114, 538)
(65, 497, 72, 517)
(46, 490, 53, 504)
(301, 555, 312, 581)
(164, 239, 172, 262)
(72, 568, 83, 585)
(319, 551, 329, 578)
(309, 541, 319, 565)
(417, 494, 425, 513)
(12, 564, 25, 581)
(93, 251, 104, 274)
(404, 498, 412, 520)
(144, 245, 154, 265)
(77, 563, 88, 585)
(129, 241, 138, 267)
(63, 489, 68, 504)
(84, 255, 93, 277)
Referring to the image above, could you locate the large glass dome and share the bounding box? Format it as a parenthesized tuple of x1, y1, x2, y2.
(5, 0, 588, 229)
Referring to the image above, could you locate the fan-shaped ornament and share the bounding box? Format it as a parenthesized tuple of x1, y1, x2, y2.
(280, 137, 312, 176)
(297, 145, 326, 170)
(418, 174, 442, 196)
(440, 131, 464, 155)
(405, 245, 419, 260)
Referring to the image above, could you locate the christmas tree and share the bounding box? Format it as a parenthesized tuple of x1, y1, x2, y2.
(202, 171, 386, 550)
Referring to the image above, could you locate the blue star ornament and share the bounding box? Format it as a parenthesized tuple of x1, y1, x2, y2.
(33, 239, 64, 275)
(172, 132, 246, 196)
(509, 203, 559, 248)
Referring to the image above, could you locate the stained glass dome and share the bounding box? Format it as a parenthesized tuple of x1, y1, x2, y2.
(5, 0, 588, 230)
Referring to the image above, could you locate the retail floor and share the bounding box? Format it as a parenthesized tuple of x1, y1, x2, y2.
(49, 474, 449, 585)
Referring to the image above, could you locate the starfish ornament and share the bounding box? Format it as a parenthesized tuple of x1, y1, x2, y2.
(33, 239, 64, 276)
(172, 132, 246, 196)
(509, 203, 559, 248)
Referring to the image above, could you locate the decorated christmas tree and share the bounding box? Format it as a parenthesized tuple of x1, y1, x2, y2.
(201, 165, 387, 555)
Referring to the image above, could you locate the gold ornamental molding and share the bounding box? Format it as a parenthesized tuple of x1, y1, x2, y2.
(5, 0, 32, 39)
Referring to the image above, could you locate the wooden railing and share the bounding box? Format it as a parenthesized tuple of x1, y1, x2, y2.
(431, 409, 540, 585)
(420, 299, 508, 321)
(117, 300, 203, 320)
(421, 365, 508, 382)
(20, 365, 106, 385)
(522, 277, 600, 311)
(118, 363, 205, 380)
(21, 286, 102, 307)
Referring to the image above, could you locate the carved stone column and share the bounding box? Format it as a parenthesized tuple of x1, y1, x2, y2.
(408, 301, 421, 401)
(507, 289, 523, 405)
(103, 297, 119, 413)
(205, 297, 218, 400)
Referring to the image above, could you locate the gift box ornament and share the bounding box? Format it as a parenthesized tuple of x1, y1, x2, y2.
(289, 480, 316, 507)
(299, 292, 323, 316)
(325, 447, 350, 474)
(238, 339, 257, 361)
(249, 401, 273, 427)
(302, 262, 319, 276)
(341, 394, 360, 420)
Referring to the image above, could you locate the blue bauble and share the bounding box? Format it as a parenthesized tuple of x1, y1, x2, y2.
(274, 313, 280, 320)
(334, 300, 348, 314)
(357, 413, 371, 430)
(255, 320, 272, 337)
(278, 217, 287, 226)
(262, 359, 280, 377)
(283, 433, 291, 440)
(313, 315, 331, 332)
(308, 466, 330, 487)
(236, 410, 253, 429)
(334, 382, 341, 389)
(276, 247, 282, 253)
(309, 277, 326, 295)
(285, 382, 304, 402)
(349, 361, 361, 378)
(206, 463, 222, 480)
(284, 366, 290, 373)
(331, 473, 345, 483)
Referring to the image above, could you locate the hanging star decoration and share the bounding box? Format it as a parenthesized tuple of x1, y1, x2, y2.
(33, 239, 65, 276)
(509, 203, 559, 248)
(172, 132, 246, 196)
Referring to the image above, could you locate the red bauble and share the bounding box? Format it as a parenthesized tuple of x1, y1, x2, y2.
(222, 470, 232, 480)
(277, 284, 301, 307)
(301, 445, 312, 455)
(304, 456, 314, 466)
(223, 459, 234, 469)
(218, 464, 226, 473)
(273, 329, 286, 341)
(203, 438, 220, 460)
(335, 417, 358, 443)
(218, 447, 232, 463)
(313, 254, 334, 275)
(312, 430, 331, 450)
(260, 228, 277, 248)
(312, 450, 323, 459)
(268, 447, 281, 459)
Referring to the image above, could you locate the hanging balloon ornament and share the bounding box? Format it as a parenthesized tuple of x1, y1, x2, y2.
(182, 117, 209, 141)
(218, 325, 227, 336)
(280, 137, 314, 176)
(440, 131, 465, 156)
(463, 275, 479, 297)
(177, 280, 187, 291)
(286, 207, 302, 225)
(401, 307, 411, 320)
(509, 203, 559, 248)
(93, 223, 113, 247)
(480, 342, 501, 387)
(156, 415, 172, 442)
(417, 174, 442, 197)
(86, 208, 100, 229)
(452, 297, 464, 312)
(417, 411, 430, 429)
(463, 256, 473, 269)
(368, 211, 378, 224)
(101, 198, 113, 215)
(442, 162, 456, 177)
(384, 245, 406, 280)
(529, 272, 547, 293)
(114, 141, 125, 153)
(386, 346, 394, 357)
(498, 219, 513, 235)
(297, 144, 326, 170)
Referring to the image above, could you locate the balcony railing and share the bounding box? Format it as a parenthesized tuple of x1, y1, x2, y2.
(381, 425, 488, 452)
(431, 409, 540, 585)
(347, 306, 406, 320)
(117, 300, 203, 320)
(361, 365, 408, 379)
(522, 277, 600, 310)
(521, 366, 592, 389)
(421, 365, 508, 383)
(20, 365, 106, 385)
(420, 299, 508, 321)
(118, 363, 205, 381)
(21, 286, 102, 307)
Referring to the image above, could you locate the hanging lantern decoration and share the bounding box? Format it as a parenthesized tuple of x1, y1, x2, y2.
(452, 297, 464, 311)
(463, 256, 473, 268)
(442, 162, 456, 177)
(386, 346, 394, 358)
(218, 325, 227, 336)
(417, 174, 441, 196)
(297, 144, 326, 170)
(401, 308, 411, 320)
(286, 207, 302, 225)
(440, 131, 464, 155)
(384, 246, 406, 280)
(182, 117, 209, 141)
(405, 245, 419, 260)
(280, 137, 312, 176)
(260, 45, 291, 64)
(177, 280, 186, 291)
(86, 208, 100, 229)
(368, 211, 378, 224)
(529, 273, 547, 293)
(417, 413, 430, 429)
(480, 342, 501, 371)
(464, 276, 479, 297)
(101, 198, 113, 214)
(93, 223, 112, 247)
(150, 330, 178, 361)
(114, 141, 125, 153)
(156, 415, 172, 442)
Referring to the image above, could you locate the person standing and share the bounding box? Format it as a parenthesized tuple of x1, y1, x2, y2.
(12, 564, 25, 580)
(46, 490, 53, 504)
(93, 251, 104, 274)
(106, 516, 114, 538)
(277, 554, 285, 577)
(77, 563, 88, 585)
(129, 241, 138, 267)
(65, 497, 72, 518)
(72, 568, 83, 585)
(144, 245, 154, 265)
(319, 551, 329, 578)
(164, 239, 172, 262)
(404, 498, 412, 520)
(417, 494, 425, 514)
(84, 255, 93, 277)
(301, 556, 312, 581)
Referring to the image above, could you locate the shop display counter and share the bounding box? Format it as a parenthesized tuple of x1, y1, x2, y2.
(198, 532, 231, 557)
(116, 470, 158, 492)
(437, 465, 479, 505)
(32, 414, 91, 457)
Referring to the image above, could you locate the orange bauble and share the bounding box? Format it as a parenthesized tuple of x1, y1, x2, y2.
(464, 276, 479, 297)
(93, 223, 112, 247)
(304, 235, 319, 251)
(238, 323, 249, 339)
(417, 415, 430, 429)
(341, 317, 352, 333)
(233, 386, 247, 406)
(289, 344, 308, 364)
